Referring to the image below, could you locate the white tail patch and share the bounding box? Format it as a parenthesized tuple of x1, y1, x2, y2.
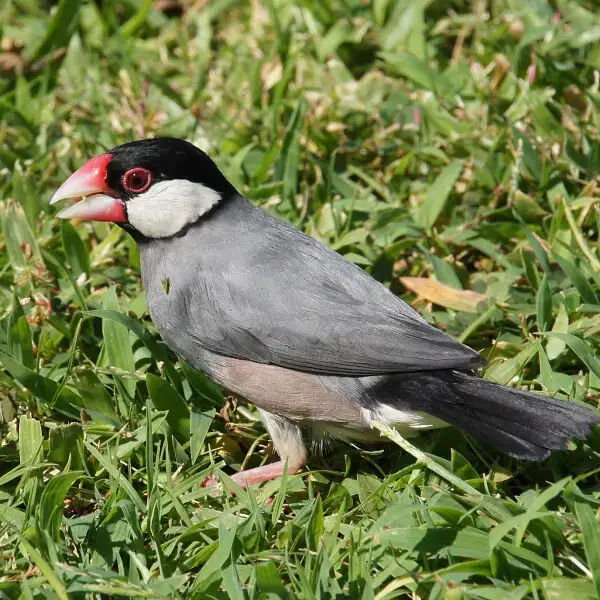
(126, 179, 221, 238)
(365, 404, 448, 431)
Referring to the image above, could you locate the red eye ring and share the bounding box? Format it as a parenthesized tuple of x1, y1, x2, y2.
(122, 168, 152, 193)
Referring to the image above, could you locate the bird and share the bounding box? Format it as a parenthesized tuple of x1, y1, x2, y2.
(51, 137, 600, 488)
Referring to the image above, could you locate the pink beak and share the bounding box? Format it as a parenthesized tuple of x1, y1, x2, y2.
(50, 153, 126, 223)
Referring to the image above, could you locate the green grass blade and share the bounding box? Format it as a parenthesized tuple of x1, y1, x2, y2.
(416, 161, 463, 230)
(18, 537, 69, 600)
(569, 484, 600, 598)
(102, 287, 136, 399)
(536, 273, 552, 332)
(84, 441, 146, 513)
(28, 0, 80, 63)
(38, 472, 82, 542)
(61, 220, 90, 279)
(146, 374, 190, 440)
(7, 293, 34, 370)
(190, 408, 215, 464)
(540, 333, 600, 381)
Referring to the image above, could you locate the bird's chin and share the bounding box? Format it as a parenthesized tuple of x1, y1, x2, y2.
(56, 193, 127, 223)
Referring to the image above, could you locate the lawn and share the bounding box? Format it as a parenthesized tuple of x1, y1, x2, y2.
(2, 0, 600, 597)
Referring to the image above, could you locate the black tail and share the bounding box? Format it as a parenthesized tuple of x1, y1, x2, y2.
(379, 371, 600, 461)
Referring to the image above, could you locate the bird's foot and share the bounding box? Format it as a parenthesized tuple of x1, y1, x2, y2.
(202, 459, 303, 491)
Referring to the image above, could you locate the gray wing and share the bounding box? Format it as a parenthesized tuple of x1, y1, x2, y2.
(159, 197, 484, 377)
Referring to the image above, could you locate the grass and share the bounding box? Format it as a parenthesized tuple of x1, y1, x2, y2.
(1, 0, 600, 597)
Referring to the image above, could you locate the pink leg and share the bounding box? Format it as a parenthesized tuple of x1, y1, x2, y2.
(202, 459, 304, 490)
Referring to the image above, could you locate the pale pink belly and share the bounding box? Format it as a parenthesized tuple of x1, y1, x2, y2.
(211, 355, 369, 429)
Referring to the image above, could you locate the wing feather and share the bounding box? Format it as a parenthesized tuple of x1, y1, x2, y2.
(163, 198, 484, 377)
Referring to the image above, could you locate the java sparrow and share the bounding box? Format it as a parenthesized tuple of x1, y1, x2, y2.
(51, 137, 600, 487)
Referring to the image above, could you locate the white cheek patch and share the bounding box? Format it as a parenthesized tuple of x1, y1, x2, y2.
(126, 179, 221, 238)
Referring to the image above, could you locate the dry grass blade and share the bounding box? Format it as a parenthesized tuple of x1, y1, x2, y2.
(400, 277, 488, 313)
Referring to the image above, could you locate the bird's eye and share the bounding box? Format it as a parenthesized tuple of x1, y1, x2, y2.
(122, 168, 152, 193)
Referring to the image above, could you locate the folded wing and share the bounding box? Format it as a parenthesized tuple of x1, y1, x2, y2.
(178, 200, 484, 377)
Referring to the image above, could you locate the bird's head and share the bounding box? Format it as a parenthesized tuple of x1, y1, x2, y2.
(51, 137, 237, 238)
